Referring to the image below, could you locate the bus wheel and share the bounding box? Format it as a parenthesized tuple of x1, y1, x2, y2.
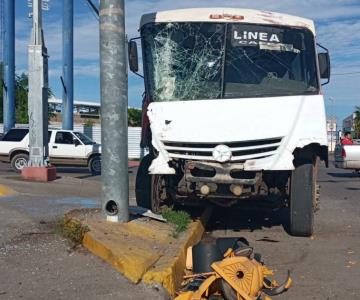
(135, 155, 162, 213)
(289, 162, 316, 237)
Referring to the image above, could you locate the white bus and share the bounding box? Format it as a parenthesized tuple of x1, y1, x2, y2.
(129, 8, 330, 237)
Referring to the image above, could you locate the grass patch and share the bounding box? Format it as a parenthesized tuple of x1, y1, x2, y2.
(55, 216, 89, 246)
(161, 207, 191, 237)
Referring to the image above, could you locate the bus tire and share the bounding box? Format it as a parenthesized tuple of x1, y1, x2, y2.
(289, 162, 316, 237)
(135, 155, 162, 213)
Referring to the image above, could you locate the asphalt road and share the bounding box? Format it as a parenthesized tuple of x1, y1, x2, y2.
(0, 161, 137, 201)
(205, 161, 360, 300)
(0, 160, 359, 299)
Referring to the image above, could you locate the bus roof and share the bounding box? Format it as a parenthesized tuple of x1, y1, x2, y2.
(140, 8, 315, 34)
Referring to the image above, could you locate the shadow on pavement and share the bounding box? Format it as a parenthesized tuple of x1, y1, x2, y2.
(202, 197, 289, 233)
(346, 187, 360, 191)
(327, 172, 359, 178)
(56, 167, 90, 174)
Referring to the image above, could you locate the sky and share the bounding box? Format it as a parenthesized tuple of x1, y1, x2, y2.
(12, 0, 360, 123)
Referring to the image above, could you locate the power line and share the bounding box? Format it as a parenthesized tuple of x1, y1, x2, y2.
(332, 71, 360, 76)
(84, 0, 99, 21)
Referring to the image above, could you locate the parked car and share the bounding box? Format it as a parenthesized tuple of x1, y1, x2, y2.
(0, 128, 101, 174)
(334, 143, 360, 172)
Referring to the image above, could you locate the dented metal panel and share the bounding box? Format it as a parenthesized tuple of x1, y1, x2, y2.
(146, 95, 328, 174)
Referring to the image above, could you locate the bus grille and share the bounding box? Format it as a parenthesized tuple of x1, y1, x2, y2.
(162, 137, 283, 162)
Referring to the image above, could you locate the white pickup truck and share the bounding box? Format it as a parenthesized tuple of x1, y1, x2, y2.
(335, 143, 360, 172)
(0, 128, 101, 174)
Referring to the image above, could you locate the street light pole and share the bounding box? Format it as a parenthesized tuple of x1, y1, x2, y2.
(62, 0, 74, 130)
(100, 0, 129, 222)
(3, 0, 15, 134)
(27, 0, 49, 167)
(329, 97, 334, 152)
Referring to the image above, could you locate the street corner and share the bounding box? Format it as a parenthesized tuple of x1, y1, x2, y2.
(0, 183, 16, 196)
(62, 206, 213, 296)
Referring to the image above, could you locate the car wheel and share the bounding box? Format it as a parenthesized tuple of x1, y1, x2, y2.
(289, 162, 317, 237)
(89, 156, 101, 175)
(11, 153, 29, 173)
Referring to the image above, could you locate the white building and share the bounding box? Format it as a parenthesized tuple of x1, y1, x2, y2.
(326, 118, 337, 152)
(342, 113, 355, 133)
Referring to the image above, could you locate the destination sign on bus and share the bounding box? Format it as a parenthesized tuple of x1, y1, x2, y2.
(231, 25, 283, 46)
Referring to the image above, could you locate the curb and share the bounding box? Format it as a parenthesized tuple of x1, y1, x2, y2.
(65, 206, 212, 296)
(142, 206, 212, 295)
(0, 184, 16, 196)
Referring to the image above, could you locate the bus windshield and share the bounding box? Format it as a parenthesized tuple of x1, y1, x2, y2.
(141, 22, 319, 101)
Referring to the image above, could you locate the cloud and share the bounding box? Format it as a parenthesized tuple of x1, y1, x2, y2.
(16, 1, 360, 67)
(125, 0, 360, 33)
(74, 63, 99, 76)
(15, 14, 99, 68)
(48, 63, 99, 78)
(317, 20, 360, 62)
(12, 0, 360, 119)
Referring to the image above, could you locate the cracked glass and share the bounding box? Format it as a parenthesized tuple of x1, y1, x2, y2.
(141, 23, 319, 101)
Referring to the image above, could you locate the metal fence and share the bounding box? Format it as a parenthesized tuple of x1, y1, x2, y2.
(0, 124, 145, 159)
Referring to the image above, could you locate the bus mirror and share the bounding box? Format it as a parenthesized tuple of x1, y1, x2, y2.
(128, 40, 139, 73)
(318, 52, 330, 79)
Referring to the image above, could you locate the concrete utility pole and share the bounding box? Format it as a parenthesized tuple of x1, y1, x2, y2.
(329, 97, 334, 152)
(28, 0, 49, 167)
(62, 0, 74, 130)
(3, 0, 15, 134)
(100, 0, 129, 222)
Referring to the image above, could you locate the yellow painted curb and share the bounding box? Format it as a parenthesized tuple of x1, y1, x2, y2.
(142, 207, 212, 296)
(0, 184, 16, 196)
(83, 229, 162, 283)
(66, 207, 212, 296)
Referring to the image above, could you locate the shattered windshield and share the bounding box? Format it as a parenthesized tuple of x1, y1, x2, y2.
(141, 22, 319, 101)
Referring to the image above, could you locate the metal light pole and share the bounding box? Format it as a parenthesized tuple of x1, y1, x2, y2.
(62, 0, 73, 130)
(328, 97, 334, 152)
(28, 0, 49, 167)
(100, 0, 129, 222)
(3, 0, 15, 134)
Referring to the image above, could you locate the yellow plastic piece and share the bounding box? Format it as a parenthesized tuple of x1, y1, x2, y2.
(212, 256, 265, 300)
(175, 253, 292, 300)
(186, 246, 193, 270)
(285, 277, 293, 289)
(174, 291, 195, 300)
(174, 274, 218, 300)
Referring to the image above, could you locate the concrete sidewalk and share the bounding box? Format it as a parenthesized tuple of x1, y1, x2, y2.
(0, 163, 137, 201)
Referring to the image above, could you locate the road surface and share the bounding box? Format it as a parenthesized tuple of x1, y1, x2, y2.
(0, 160, 359, 299)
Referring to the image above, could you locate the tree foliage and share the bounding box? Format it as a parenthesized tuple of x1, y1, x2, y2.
(0, 71, 55, 124)
(0, 72, 30, 123)
(354, 106, 360, 139)
(128, 107, 142, 127)
(15, 73, 29, 123)
(0, 65, 142, 126)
